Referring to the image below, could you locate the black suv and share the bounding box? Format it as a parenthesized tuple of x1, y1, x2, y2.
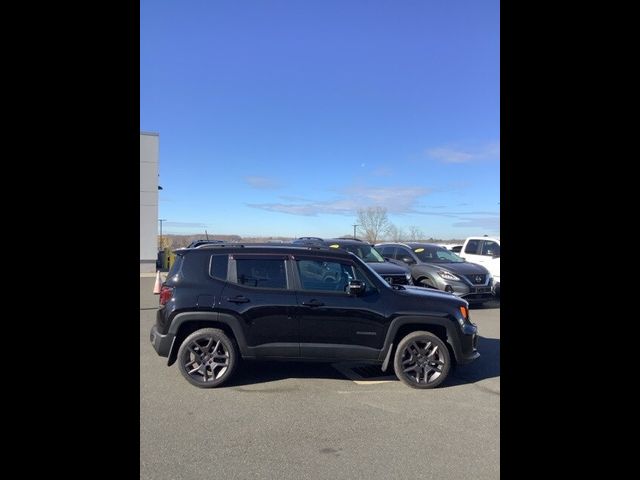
(292, 237, 413, 286)
(150, 244, 479, 389)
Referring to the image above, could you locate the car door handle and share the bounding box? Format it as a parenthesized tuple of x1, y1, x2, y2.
(302, 299, 324, 307)
(226, 296, 250, 303)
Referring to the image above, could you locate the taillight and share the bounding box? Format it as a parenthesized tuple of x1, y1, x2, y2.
(159, 286, 173, 306)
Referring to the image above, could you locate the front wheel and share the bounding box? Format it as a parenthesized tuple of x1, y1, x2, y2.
(417, 277, 436, 289)
(393, 331, 451, 389)
(177, 328, 238, 388)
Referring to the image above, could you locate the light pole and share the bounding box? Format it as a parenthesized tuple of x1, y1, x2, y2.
(159, 219, 166, 251)
(353, 224, 359, 240)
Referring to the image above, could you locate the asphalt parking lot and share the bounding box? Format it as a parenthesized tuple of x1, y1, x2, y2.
(140, 277, 500, 480)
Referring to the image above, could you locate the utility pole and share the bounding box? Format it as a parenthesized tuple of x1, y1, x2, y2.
(159, 219, 166, 250)
(353, 224, 359, 240)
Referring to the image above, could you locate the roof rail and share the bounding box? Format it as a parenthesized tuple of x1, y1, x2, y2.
(376, 241, 414, 249)
(192, 243, 245, 249)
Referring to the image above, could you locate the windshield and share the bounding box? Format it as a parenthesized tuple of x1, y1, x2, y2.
(413, 246, 465, 263)
(338, 243, 386, 263)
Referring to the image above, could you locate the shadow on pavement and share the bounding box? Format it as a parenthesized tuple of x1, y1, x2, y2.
(225, 360, 350, 388)
(470, 298, 500, 310)
(222, 335, 499, 389)
(448, 336, 500, 387)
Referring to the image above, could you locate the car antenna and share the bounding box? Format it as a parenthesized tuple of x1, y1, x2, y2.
(205, 230, 209, 240)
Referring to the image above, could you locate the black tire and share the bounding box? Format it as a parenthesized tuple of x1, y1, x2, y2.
(417, 277, 436, 289)
(177, 328, 238, 388)
(393, 331, 451, 389)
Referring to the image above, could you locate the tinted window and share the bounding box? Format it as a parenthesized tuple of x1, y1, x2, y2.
(395, 248, 414, 261)
(167, 255, 183, 277)
(481, 241, 500, 256)
(234, 258, 287, 289)
(338, 243, 385, 262)
(377, 245, 395, 257)
(297, 259, 371, 292)
(413, 246, 464, 263)
(209, 254, 228, 280)
(464, 239, 480, 254)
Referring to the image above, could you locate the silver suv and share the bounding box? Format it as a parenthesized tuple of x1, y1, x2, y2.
(376, 242, 494, 304)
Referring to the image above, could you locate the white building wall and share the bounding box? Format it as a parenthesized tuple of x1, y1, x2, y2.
(140, 132, 159, 273)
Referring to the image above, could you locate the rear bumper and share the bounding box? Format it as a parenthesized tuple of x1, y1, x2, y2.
(150, 324, 175, 358)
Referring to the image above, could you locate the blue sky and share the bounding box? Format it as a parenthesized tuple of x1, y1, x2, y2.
(141, 0, 499, 239)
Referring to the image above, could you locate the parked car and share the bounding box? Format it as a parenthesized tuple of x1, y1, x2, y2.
(376, 242, 494, 304)
(292, 237, 413, 286)
(150, 243, 479, 389)
(458, 236, 500, 297)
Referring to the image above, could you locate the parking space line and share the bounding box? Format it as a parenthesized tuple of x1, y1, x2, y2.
(332, 362, 397, 384)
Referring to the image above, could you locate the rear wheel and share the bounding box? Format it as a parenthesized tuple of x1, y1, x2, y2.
(393, 331, 450, 389)
(177, 328, 238, 388)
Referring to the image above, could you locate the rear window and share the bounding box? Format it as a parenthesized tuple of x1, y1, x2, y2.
(166, 255, 183, 278)
(209, 254, 229, 280)
(481, 241, 500, 256)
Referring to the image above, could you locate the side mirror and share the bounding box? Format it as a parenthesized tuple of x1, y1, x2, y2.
(346, 280, 366, 296)
(401, 257, 416, 265)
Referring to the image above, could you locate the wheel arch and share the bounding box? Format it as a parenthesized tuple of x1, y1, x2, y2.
(167, 311, 248, 366)
(413, 267, 437, 288)
(380, 316, 462, 370)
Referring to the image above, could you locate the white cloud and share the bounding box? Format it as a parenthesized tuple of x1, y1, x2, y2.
(248, 184, 432, 216)
(426, 142, 500, 164)
(244, 176, 282, 189)
(372, 167, 393, 177)
(451, 216, 500, 231)
(164, 221, 209, 228)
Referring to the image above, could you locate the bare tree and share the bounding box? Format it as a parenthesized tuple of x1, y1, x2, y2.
(357, 207, 391, 244)
(407, 225, 424, 241)
(386, 224, 405, 242)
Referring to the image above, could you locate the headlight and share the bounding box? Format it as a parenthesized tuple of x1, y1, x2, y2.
(437, 270, 461, 281)
(405, 273, 412, 281)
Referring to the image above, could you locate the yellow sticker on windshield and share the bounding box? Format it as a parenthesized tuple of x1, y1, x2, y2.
(330, 244, 340, 248)
(414, 248, 424, 253)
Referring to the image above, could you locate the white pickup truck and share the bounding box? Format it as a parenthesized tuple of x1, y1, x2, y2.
(458, 236, 500, 297)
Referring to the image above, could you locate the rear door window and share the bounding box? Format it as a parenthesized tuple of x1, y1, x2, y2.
(464, 239, 480, 254)
(232, 257, 288, 290)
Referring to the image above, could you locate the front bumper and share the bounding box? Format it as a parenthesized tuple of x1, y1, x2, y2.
(150, 324, 175, 358)
(381, 274, 412, 286)
(456, 323, 480, 364)
(436, 277, 494, 302)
